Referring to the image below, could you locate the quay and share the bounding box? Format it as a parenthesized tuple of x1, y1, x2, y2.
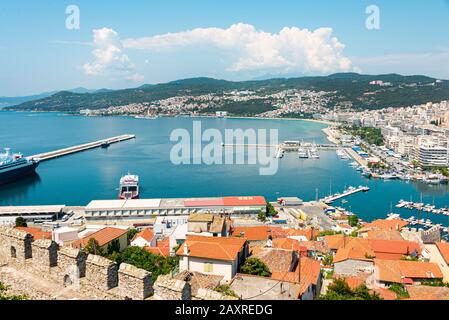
(222, 142, 339, 150)
(321, 186, 370, 204)
(31, 134, 136, 162)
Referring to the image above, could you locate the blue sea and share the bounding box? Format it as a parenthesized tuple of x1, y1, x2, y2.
(1, 111, 449, 226)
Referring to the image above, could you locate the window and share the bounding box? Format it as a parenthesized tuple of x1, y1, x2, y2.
(204, 262, 213, 273)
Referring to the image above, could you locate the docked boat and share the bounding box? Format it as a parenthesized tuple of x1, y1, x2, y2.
(309, 144, 320, 159)
(118, 174, 140, 199)
(101, 141, 111, 148)
(423, 174, 445, 185)
(0, 148, 40, 185)
(298, 147, 308, 159)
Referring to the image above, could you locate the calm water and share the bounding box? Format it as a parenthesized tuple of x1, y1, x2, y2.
(1, 111, 449, 225)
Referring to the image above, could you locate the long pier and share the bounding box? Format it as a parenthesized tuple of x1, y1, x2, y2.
(31, 134, 136, 162)
(321, 186, 370, 204)
(222, 142, 338, 150)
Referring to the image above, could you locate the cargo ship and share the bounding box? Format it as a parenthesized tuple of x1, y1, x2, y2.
(118, 174, 140, 199)
(0, 148, 40, 185)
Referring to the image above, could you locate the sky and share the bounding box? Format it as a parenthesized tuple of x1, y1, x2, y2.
(0, 0, 448, 96)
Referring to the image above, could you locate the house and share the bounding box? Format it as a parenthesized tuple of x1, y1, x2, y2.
(145, 237, 171, 257)
(251, 246, 322, 300)
(15, 226, 52, 241)
(272, 238, 327, 259)
(333, 238, 422, 277)
(187, 213, 229, 237)
(373, 259, 443, 287)
(131, 228, 157, 247)
(425, 242, 449, 282)
(333, 238, 375, 277)
(358, 219, 408, 238)
(177, 235, 248, 281)
(72, 227, 128, 252)
(270, 257, 322, 300)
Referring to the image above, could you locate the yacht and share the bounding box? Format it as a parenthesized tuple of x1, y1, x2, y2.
(298, 147, 308, 159)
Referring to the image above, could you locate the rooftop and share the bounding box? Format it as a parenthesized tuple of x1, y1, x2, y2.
(177, 235, 246, 261)
(15, 226, 52, 240)
(374, 259, 443, 284)
(72, 227, 128, 249)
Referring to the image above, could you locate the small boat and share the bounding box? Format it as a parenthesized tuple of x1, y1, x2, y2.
(101, 141, 110, 148)
(298, 147, 308, 159)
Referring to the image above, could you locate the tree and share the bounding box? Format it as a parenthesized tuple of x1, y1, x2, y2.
(84, 238, 104, 256)
(257, 211, 267, 222)
(112, 246, 178, 282)
(15, 217, 27, 228)
(0, 282, 27, 300)
(388, 283, 409, 299)
(240, 258, 271, 277)
(107, 239, 121, 255)
(322, 253, 334, 266)
(214, 284, 239, 298)
(348, 215, 359, 227)
(127, 229, 138, 243)
(318, 278, 382, 300)
(266, 202, 278, 217)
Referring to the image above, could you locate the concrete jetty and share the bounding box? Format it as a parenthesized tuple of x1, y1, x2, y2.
(31, 134, 135, 162)
(322, 186, 370, 204)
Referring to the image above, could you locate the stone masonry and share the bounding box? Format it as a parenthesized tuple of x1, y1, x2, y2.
(0, 226, 32, 265)
(118, 263, 153, 300)
(31, 239, 58, 272)
(153, 274, 191, 300)
(85, 254, 119, 291)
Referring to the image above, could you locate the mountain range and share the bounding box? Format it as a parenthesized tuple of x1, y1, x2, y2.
(3, 73, 448, 113)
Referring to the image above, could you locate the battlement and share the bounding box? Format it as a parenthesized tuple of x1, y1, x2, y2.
(0, 226, 151, 300)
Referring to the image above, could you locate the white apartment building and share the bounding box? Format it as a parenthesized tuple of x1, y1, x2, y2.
(414, 142, 449, 167)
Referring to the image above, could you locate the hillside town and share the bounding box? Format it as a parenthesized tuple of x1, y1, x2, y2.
(79, 89, 337, 118)
(1, 192, 449, 301)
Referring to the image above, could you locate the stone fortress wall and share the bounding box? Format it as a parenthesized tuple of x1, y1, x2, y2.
(0, 226, 152, 300)
(0, 226, 233, 300)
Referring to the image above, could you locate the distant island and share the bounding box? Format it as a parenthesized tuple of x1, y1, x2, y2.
(4, 73, 448, 117)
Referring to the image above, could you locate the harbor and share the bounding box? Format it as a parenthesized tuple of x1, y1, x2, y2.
(31, 134, 136, 162)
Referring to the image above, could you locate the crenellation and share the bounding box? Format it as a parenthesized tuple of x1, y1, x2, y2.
(118, 263, 153, 300)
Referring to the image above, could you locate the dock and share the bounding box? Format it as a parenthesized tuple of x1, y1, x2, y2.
(321, 186, 370, 204)
(31, 134, 135, 162)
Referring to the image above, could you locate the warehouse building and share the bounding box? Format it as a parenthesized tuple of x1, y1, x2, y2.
(84, 196, 267, 222)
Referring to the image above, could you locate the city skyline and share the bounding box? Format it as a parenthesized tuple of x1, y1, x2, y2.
(1, 0, 449, 96)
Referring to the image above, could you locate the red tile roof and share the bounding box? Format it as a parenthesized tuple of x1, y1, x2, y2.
(177, 235, 246, 261)
(72, 227, 128, 249)
(333, 237, 421, 263)
(15, 227, 51, 241)
(374, 259, 443, 284)
(132, 228, 155, 243)
(271, 257, 321, 296)
(364, 219, 408, 231)
(436, 242, 449, 265)
(232, 226, 314, 241)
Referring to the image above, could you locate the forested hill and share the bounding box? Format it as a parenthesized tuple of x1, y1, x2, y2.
(6, 73, 449, 112)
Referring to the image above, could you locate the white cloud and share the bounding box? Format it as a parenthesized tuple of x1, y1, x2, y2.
(83, 28, 143, 82)
(122, 23, 355, 74)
